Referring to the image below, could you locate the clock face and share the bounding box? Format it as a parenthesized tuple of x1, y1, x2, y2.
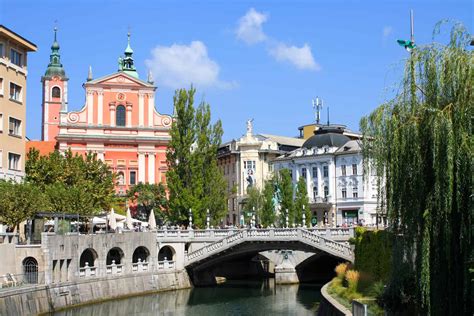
(53, 76, 60, 81)
(116, 93, 126, 101)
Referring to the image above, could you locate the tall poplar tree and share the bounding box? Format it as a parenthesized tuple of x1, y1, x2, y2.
(360, 24, 472, 315)
(294, 177, 311, 226)
(277, 169, 294, 227)
(260, 179, 276, 227)
(166, 87, 227, 227)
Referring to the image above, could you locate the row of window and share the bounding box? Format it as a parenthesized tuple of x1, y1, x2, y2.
(0, 43, 24, 67)
(0, 151, 21, 171)
(301, 164, 358, 180)
(301, 165, 329, 179)
(0, 78, 23, 102)
(311, 186, 359, 199)
(0, 114, 22, 137)
(116, 170, 137, 185)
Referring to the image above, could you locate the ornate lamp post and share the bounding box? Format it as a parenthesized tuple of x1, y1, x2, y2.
(206, 209, 210, 230)
(251, 214, 256, 229)
(188, 209, 193, 230)
(285, 209, 289, 228)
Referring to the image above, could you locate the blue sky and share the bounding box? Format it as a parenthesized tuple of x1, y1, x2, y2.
(1, 0, 472, 141)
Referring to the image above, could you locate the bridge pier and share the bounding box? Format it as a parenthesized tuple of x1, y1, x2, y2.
(274, 261, 299, 284)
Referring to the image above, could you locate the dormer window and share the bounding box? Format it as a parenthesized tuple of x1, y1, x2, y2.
(116, 105, 126, 126)
(52, 86, 61, 98)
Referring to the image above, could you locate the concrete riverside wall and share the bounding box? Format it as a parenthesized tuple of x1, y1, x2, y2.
(0, 270, 191, 315)
(318, 282, 351, 316)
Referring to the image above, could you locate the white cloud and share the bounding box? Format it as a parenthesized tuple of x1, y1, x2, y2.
(383, 26, 393, 38)
(269, 43, 320, 71)
(236, 8, 268, 44)
(145, 41, 234, 89)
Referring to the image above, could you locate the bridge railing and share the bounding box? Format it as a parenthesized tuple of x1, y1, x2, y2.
(156, 227, 353, 240)
(184, 228, 354, 265)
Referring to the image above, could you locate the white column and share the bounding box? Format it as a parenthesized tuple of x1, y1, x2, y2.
(98, 91, 103, 125)
(126, 105, 132, 128)
(109, 103, 116, 127)
(305, 164, 312, 202)
(148, 94, 154, 127)
(97, 151, 104, 161)
(87, 91, 94, 124)
(44, 81, 50, 102)
(138, 93, 144, 126)
(138, 152, 146, 183)
(317, 164, 322, 197)
(148, 153, 155, 184)
(328, 160, 335, 202)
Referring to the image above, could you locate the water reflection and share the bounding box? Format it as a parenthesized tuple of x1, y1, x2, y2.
(54, 279, 321, 316)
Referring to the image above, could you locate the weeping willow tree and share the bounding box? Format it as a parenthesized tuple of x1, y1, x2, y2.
(360, 23, 472, 315)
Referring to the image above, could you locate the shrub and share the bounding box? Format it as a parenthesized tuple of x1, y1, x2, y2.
(335, 262, 348, 280)
(345, 270, 360, 293)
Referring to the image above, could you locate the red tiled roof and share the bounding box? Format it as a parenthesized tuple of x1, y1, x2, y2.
(26, 141, 57, 156)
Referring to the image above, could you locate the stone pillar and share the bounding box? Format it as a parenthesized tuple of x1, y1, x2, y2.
(148, 153, 155, 184)
(87, 90, 94, 124)
(138, 152, 146, 183)
(138, 92, 145, 126)
(148, 93, 154, 127)
(97, 91, 103, 125)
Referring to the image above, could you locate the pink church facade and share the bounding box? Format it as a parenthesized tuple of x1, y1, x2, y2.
(41, 30, 172, 195)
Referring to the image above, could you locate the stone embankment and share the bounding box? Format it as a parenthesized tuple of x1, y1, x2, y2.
(0, 270, 191, 315)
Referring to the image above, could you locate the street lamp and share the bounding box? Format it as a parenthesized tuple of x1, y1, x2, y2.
(206, 209, 210, 230)
(188, 209, 193, 230)
(285, 209, 289, 228)
(397, 10, 416, 52)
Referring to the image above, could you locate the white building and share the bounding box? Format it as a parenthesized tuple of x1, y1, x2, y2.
(272, 124, 379, 227)
(217, 120, 304, 225)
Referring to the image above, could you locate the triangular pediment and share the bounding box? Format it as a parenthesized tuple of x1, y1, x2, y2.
(86, 72, 154, 88)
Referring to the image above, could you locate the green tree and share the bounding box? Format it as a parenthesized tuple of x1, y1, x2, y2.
(0, 181, 47, 229)
(127, 183, 168, 222)
(277, 169, 294, 227)
(360, 24, 472, 315)
(243, 187, 262, 225)
(294, 176, 310, 226)
(166, 87, 227, 227)
(26, 148, 115, 215)
(260, 179, 276, 227)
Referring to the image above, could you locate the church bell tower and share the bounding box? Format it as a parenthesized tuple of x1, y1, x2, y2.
(41, 27, 68, 141)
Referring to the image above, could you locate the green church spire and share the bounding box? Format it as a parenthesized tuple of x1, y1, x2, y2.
(118, 32, 138, 78)
(44, 27, 67, 79)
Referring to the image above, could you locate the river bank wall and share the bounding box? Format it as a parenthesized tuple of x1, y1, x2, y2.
(0, 269, 191, 315)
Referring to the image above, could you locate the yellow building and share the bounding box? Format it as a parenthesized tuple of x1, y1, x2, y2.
(298, 123, 362, 140)
(0, 25, 37, 181)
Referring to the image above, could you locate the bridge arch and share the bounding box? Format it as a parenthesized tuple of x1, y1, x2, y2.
(106, 247, 124, 265)
(132, 246, 150, 263)
(80, 248, 98, 267)
(158, 245, 175, 261)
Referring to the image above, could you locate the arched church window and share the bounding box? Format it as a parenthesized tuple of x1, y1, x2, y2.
(52, 87, 61, 98)
(116, 105, 126, 126)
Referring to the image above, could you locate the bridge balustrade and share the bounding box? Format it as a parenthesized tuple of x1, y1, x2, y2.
(79, 263, 97, 277)
(184, 228, 354, 265)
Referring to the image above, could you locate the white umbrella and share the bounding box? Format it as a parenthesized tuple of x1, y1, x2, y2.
(92, 217, 107, 224)
(148, 209, 157, 230)
(126, 207, 134, 230)
(109, 208, 117, 231)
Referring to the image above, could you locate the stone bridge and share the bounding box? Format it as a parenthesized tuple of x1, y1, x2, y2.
(156, 227, 354, 285)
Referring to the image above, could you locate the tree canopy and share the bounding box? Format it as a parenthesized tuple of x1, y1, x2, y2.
(127, 182, 168, 222)
(26, 148, 115, 215)
(166, 87, 227, 227)
(0, 181, 47, 228)
(360, 24, 472, 315)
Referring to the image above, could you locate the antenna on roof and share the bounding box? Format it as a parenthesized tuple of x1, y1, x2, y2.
(327, 106, 330, 126)
(312, 97, 323, 124)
